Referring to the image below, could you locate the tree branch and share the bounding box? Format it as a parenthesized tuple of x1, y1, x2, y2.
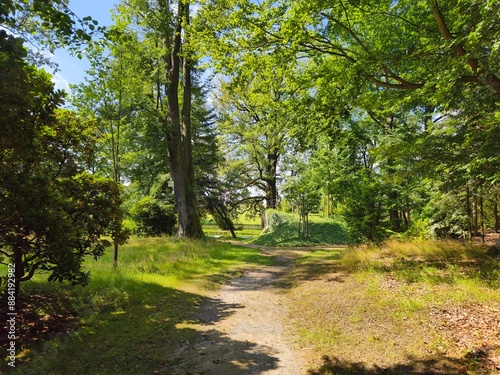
(369, 76, 424, 90)
(428, 0, 500, 93)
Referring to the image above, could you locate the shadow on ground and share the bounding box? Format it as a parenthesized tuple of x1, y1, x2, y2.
(1, 277, 281, 375)
(307, 354, 480, 375)
(167, 328, 282, 374)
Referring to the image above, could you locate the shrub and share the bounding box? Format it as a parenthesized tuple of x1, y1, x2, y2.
(130, 196, 177, 236)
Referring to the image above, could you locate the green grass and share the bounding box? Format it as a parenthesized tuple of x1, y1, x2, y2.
(3, 237, 273, 374)
(252, 210, 350, 246)
(341, 239, 500, 290)
(201, 213, 263, 240)
(286, 239, 500, 374)
(203, 223, 262, 240)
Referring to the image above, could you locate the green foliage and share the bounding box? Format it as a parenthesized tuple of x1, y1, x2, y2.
(0, 0, 105, 58)
(0, 37, 123, 293)
(253, 210, 350, 246)
(130, 196, 177, 237)
(267, 210, 285, 231)
(196, 0, 500, 244)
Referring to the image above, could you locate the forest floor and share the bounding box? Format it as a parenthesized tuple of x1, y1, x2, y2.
(165, 244, 311, 374)
(3, 237, 499, 374)
(167, 241, 500, 375)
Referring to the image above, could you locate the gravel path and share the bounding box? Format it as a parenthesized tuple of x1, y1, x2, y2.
(168, 247, 305, 374)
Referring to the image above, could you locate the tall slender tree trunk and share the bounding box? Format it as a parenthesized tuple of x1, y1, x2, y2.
(388, 189, 401, 232)
(113, 63, 122, 267)
(405, 192, 411, 230)
(479, 185, 485, 243)
(473, 196, 478, 237)
(385, 115, 401, 232)
(165, 0, 203, 238)
(265, 151, 279, 209)
(494, 191, 499, 233)
(466, 186, 472, 242)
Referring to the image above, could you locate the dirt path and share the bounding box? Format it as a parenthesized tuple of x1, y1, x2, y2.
(167, 247, 307, 374)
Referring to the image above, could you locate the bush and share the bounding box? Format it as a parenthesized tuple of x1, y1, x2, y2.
(130, 196, 177, 236)
(267, 210, 284, 231)
(253, 210, 350, 246)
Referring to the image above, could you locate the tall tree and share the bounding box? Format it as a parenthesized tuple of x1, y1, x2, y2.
(112, 0, 204, 238)
(214, 53, 302, 213)
(72, 31, 145, 264)
(1, 0, 122, 299)
(0, 32, 122, 297)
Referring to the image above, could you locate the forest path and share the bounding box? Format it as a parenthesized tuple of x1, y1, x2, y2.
(167, 244, 312, 374)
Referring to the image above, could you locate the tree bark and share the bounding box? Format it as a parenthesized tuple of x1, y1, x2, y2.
(388, 189, 401, 232)
(466, 186, 472, 242)
(265, 151, 279, 209)
(164, 0, 204, 238)
(479, 185, 485, 243)
(494, 192, 499, 233)
(473, 197, 478, 237)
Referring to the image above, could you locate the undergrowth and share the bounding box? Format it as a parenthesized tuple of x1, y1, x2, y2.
(289, 239, 500, 374)
(341, 239, 500, 289)
(252, 210, 350, 246)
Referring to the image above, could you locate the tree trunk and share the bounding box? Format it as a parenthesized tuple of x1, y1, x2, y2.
(164, 0, 203, 239)
(261, 209, 268, 230)
(494, 191, 499, 233)
(473, 197, 478, 237)
(405, 194, 411, 230)
(466, 186, 472, 242)
(388, 189, 401, 232)
(265, 151, 279, 209)
(212, 205, 237, 238)
(168, 143, 204, 238)
(113, 61, 122, 268)
(384, 111, 401, 232)
(480, 186, 485, 243)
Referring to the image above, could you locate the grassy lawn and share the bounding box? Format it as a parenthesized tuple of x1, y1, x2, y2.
(203, 223, 262, 240)
(202, 213, 263, 240)
(252, 211, 350, 246)
(286, 240, 500, 374)
(2, 237, 273, 374)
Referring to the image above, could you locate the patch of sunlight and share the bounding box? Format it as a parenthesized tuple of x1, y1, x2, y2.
(175, 321, 193, 330)
(110, 310, 127, 315)
(230, 360, 250, 370)
(126, 272, 181, 288)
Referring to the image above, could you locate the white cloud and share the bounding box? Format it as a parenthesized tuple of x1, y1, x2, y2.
(51, 73, 71, 92)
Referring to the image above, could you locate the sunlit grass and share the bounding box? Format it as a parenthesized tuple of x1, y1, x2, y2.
(287, 239, 500, 373)
(203, 223, 262, 241)
(4, 236, 272, 374)
(252, 211, 350, 246)
(341, 239, 499, 289)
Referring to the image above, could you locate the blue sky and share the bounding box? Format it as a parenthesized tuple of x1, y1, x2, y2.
(51, 0, 115, 91)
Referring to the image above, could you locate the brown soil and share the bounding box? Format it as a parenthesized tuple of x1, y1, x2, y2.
(1, 293, 78, 350)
